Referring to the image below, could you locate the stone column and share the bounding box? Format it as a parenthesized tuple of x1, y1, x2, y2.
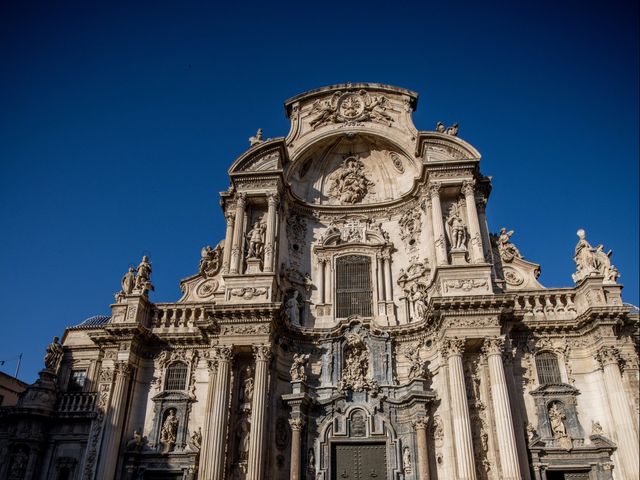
(198, 352, 219, 479)
(413, 417, 431, 480)
(597, 346, 639, 479)
(462, 180, 484, 263)
(384, 253, 393, 302)
(429, 183, 448, 265)
(247, 345, 272, 480)
(230, 193, 246, 274)
(483, 337, 522, 480)
(423, 196, 438, 268)
(263, 193, 279, 273)
(376, 255, 385, 301)
(222, 212, 235, 274)
(289, 418, 304, 480)
(442, 338, 476, 480)
(317, 258, 325, 304)
(96, 361, 132, 480)
(208, 346, 233, 480)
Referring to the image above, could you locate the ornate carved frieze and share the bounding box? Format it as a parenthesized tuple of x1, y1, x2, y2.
(308, 90, 394, 128)
(253, 344, 273, 362)
(443, 278, 487, 293)
(229, 287, 269, 300)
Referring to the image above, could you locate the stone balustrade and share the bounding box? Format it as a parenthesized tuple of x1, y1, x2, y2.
(514, 291, 577, 320)
(151, 304, 209, 328)
(58, 392, 97, 414)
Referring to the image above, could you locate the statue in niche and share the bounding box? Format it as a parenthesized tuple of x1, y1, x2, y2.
(44, 336, 63, 371)
(290, 353, 310, 382)
(446, 202, 467, 251)
(160, 409, 179, 453)
(410, 284, 428, 320)
(134, 256, 154, 293)
(493, 227, 522, 262)
(548, 403, 572, 449)
(402, 446, 412, 474)
(241, 366, 254, 405)
(237, 412, 251, 460)
(121, 267, 136, 295)
(246, 222, 266, 259)
(328, 157, 375, 204)
(199, 244, 222, 277)
(285, 290, 302, 326)
(572, 229, 619, 283)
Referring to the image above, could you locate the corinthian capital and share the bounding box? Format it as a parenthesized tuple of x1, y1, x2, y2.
(253, 344, 273, 362)
(412, 417, 428, 430)
(114, 361, 132, 378)
(428, 182, 442, 197)
(482, 336, 505, 356)
(289, 418, 305, 431)
(236, 192, 247, 206)
(596, 345, 621, 370)
(461, 179, 476, 196)
(225, 212, 235, 226)
(267, 192, 280, 206)
(213, 345, 234, 362)
(440, 338, 465, 358)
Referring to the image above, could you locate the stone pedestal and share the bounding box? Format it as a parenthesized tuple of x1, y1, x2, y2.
(246, 257, 263, 274)
(450, 249, 468, 265)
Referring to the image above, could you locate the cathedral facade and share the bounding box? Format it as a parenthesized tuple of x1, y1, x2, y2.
(0, 83, 638, 480)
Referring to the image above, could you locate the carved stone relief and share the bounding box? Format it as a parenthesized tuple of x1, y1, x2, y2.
(308, 90, 395, 128)
(328, 157, 375, 204)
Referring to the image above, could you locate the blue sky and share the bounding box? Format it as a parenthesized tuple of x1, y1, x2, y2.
(1, 0, 637, 383)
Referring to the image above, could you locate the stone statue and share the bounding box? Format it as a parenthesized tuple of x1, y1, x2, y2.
(446, 122, 459, 136)
(548, 403, 567, 438)
(238, 414, 251, 460)
(494, 228, 522, 262)
(44, 336, 63, 371)
(404, 344, 428, 380)
(249, 128, 263, 146)
(242, 366, 254, 405)
(328, 157, 375, 204)
(199, 245, 222, 277)
(526, 422, 538, 442)
(134, 256, 154, 293)
(337, 333, 378, 393)
(290, 353, 310, 382)
(446, 203, 467, 251)
(126, 429, 144, 451)
(591, 421, 604, 436)
(121, 267, 136, 295)
(189, 427, 202, 451)
(246, 222, 266, 259)
(402, 446, 412, 473)
(308, 448, 316, 475)
(410, 284, 428, 320)
(436, 121, 446, 133)
(285, 290, 301, 326)
(572, 229, 620, 284)
(160, 409, 179, 453)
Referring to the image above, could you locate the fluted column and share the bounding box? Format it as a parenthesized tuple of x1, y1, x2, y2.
(208, 346, 233, 480)
(263, 193, 279, 272)
(429, 183, 448, 265)
(413, 417, 431, 480)
(384, 253, 393, 302)
(442, 338, 476, 479)
(230, 193, 246, 274)
(289, 418, 304, 480)
(483, 337, 521, 480)
(96, 361, 132, 480)
(222, 213, 235, 274)
(376, 255, 385, 301)
(198, 353, 219, 479)
(317, 258, 326, 304)
(462, 180, 484, 263)
(597, 346, 639, 479)
(247, 345, 272, 480)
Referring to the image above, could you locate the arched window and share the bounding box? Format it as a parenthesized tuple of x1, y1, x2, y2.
(165, 362, 188, 391)
(336, 255, 373, 318)
(535, 352, 562, 384)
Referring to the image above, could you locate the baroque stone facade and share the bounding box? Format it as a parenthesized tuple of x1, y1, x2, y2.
(0, 83, 638, 480)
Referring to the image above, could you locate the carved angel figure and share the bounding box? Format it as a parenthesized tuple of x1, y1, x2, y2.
(246, 222, 266, 259)
(364, 94, 394, 125)
(290, 353, 310, 382)
(134, 256, 154, 293)
(44, 336, 63, 371)
(495, 227, 522, 262)
(309, 96, 338, 128)
(446, 203, 467, 251)
(160, 409, 179, 453)
(404, 344, 428, 380)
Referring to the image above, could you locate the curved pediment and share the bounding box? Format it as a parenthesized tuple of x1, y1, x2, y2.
(416, 132, 482, 162)
(228, 139, 287, 175)
(285, 133, 420, 206)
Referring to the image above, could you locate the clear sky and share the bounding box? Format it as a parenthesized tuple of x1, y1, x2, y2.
(1, 0, 637, 383)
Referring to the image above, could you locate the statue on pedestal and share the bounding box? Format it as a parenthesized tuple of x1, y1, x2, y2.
(246, 222, 266, 259)
(285, 290, 301, 326)
(121, 267, 136, 295)
(290, 353, 310, 382)
(446, 203, 467, 251)
(572, 229, 620, 284)
(134, 256, 154, 293)
(44, 336, 63, 371)
(160, 409, 179, 453)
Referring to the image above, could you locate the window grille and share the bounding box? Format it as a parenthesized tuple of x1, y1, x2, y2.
(165, 362, 188, 391)
(535, 352, 562, 384)
(68, 370, 86, 392)
(335, 255, 373, 318)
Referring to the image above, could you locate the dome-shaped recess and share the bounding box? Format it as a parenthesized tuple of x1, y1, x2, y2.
(286, 133, 419, 206)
